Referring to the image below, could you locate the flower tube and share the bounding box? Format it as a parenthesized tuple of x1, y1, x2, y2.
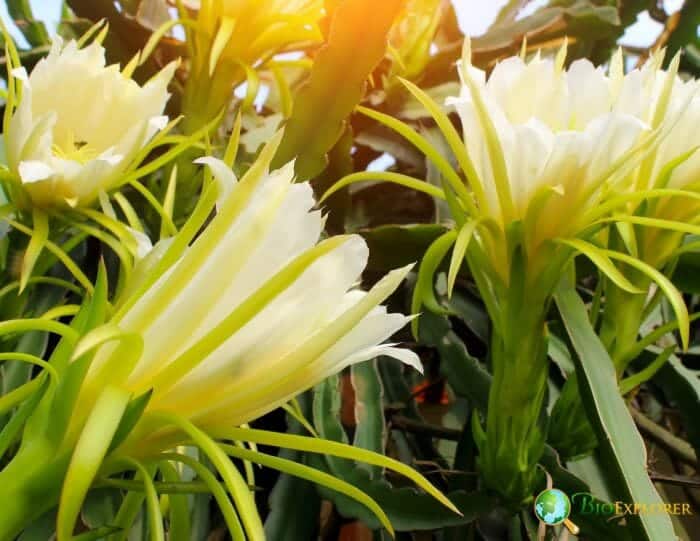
(5, 38, 176, 208)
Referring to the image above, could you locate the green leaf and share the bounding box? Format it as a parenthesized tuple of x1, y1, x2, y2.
(418, 312, 490, 411)
(359, 224, 448, 273)
(554, 279, 679, 541)
(109, 390, 153, 452)
(221, 443, 396, 536)
(306, 459, 495, 531)
(555, 238, 643, 294)
(152, 413, 262, 540)
(321, 171, 445, 203)
(619, 346, 675, 395)
(119, 458, 164, 541)
(411, 231, 457, 337)
(351, 360, 386, 479)
(19, 209, 48, 294)
(72, 526, 122, 541)
(605, 249, 689, 350)
(158, 462, 190, 541)
(447, 220, 478, 297)
(17, 510, 56, 541)
(653, 353, 700, 462)
(212, 426, 460, 517)
(264, 399, 321, 541)
(672, 247, 700, 294)
(161, 452, 244, 541)
(472, 0, 620, 59)
(81, 488, 120, 530)
(7, 0, 50, 46)
(272, 0, 405, 179)
(312, 373, 352, 475)
(354, 106, 467, 204)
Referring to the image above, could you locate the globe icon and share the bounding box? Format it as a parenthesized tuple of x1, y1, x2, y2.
(534, 488, 571, 526)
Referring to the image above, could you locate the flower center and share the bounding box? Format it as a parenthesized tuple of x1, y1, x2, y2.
(52, 130, 100, 164)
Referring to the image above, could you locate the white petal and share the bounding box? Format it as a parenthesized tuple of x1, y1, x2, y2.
(127, 227, 154, 259)
(18, 160, 54, 183)
(149, 115, 170, 131)
(11, 67, 29, 86)
(194, 156, 238, 207)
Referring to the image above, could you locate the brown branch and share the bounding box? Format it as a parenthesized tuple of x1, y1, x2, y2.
(630, 408, 699, 468)
(635, 3, 684, 68)
(389, 414, 462, 441)
(649, 471, 700, 488)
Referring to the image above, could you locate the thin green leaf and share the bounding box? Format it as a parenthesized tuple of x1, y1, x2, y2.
(220, 443, 395, 536)
(209, 426, 461, 517)
(619, 346, 675, 395)
(116, 458, 164, 541)
(555, 238, 643, 294)
(5, 217, 94, 293)
(112, 193, 144, 233)
(399, 77, 486, 212)
(20, 209, 48, 293)
(321, 171, 445, 203)
(554, 280, 678, 541)
(160, 453, 244, 541)
(158, 462, 191, 541)
(356, 106, 468, 203)
(604, 249, 689, 350)
(150, 413, 263, 541)
(57, 386, 131, 541)
(411, 231, 457, 338)
(447, 220, 478, 298)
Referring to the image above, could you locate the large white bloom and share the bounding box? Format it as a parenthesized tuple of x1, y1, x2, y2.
(6, 38, 176, 208)
(448, 49, 649, 241)
(440, 43, 700, 284)
(79, 150, 420, 445)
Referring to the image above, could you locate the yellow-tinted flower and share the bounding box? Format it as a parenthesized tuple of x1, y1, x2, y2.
(77, 143, 419, 452)
(183, 0, 324, 130)
(0, 141, 451, 541)
(387, 0, 445, 82)
(447, 46, 652, 279)
(616, 52, 700, 269)
(6, 38, 176, 208)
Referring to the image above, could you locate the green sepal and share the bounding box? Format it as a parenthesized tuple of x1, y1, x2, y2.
(411, 231, 457, 338)
(470, 410, 486, 450)
(43, 263, 110, 447)
(108, 389, 153, 453)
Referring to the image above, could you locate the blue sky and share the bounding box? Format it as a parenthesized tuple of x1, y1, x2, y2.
(1, 0, 680, 48)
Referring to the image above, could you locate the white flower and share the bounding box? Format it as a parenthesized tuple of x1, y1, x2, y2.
(81, 150, 420, 441)
(609, 51, 700, 267)
(6, 38, 176, 208)
(448, 48, 650, 240)
(438, 42, 700, 285)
